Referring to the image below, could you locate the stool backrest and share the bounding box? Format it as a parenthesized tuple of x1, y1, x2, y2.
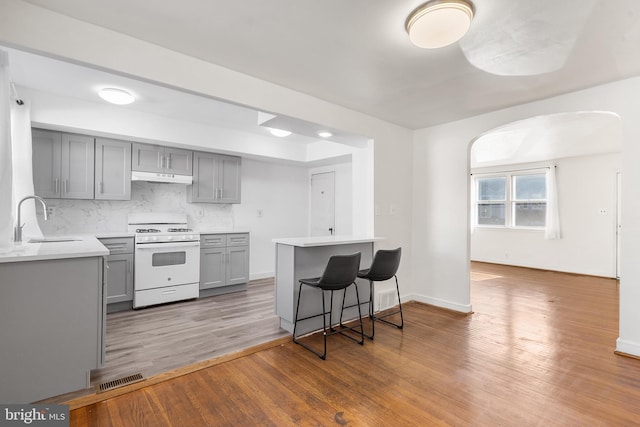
(367, 247, 402, 281)
(319, 252, 361, 290)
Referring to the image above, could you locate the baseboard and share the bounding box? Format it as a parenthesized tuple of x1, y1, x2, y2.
(615, 337, 640, 358)
(471, 259, 617, 280)
(404, 293, 472, 314)
(250, 271, 275, 281)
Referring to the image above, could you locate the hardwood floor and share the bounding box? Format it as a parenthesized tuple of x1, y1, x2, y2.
(70, 262, 640, 426)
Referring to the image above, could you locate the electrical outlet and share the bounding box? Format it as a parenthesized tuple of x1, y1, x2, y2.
(257, 209, 263, 218)
(46, 207, 55, 217)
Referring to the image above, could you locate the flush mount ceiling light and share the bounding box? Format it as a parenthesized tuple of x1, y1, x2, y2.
(317, 131, 333, 138)
(269, 128, 291, 137)
(405, 0, 474, 49)
(98, 87, 135, 105)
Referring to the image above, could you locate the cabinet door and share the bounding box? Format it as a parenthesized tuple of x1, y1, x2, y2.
(95, 139, 132, 200)
(105, 254, 133, 303)
(226, 246, 249, 286)
(132, 143, 164, 173)
(32, 129, 62, 198)
(200, 247, 226, 289)
(60, 133, 95, 199)
(189, 152, 217, 203)
(218, 155, 241, 203)
(165, 147, 193, 175)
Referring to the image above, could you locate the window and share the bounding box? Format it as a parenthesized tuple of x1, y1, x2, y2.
(475, 171, 547, 228)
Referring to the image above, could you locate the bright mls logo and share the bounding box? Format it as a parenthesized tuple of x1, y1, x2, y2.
(0, 405, 68, 426)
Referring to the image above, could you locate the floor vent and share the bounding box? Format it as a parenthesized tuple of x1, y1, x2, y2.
(97, 373, 144, 393)
(375, 289, 397, 312)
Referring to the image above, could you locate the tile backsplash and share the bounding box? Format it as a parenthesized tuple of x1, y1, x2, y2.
(37, 181, 234, 234)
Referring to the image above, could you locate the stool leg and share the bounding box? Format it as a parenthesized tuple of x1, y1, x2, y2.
(354, 282, 365, 345)
(365, 280, 375, 340)
(292, 281, 304, 344)
(375, 275, 404, 330)
(335, 282, 365, 345)
(292, 283, 329, 360)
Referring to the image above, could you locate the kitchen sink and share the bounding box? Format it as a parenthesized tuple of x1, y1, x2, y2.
(28, 237, 82, 243)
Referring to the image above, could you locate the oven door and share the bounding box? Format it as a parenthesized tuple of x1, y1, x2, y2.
(134, 241, 200, 291)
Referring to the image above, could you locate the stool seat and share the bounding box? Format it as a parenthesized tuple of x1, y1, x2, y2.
(358, 247, 403, 339)
(292, 252, 364, 360)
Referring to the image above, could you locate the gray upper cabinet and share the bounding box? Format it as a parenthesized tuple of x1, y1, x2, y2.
(132, 143, 193, 175)
(188, 152, 241, 203)
(95, 138, 132, 200)
(33, 129, 95, 199)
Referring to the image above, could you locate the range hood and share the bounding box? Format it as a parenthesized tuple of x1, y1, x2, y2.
(131, 170, 193, 184)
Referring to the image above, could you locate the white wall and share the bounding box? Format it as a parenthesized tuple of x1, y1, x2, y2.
(412, 77, 640, 357)
(309, 162, 352, 236)
(471, 153, 621, 277)
(233, 159, 309, 279)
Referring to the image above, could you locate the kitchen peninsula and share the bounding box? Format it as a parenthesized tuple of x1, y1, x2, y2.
(0, 237, 108, 403)
(273, 236, 380, 336)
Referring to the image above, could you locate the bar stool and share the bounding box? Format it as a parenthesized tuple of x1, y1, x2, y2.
(292, 252, 364, 360)
(358, 247, 403, 339)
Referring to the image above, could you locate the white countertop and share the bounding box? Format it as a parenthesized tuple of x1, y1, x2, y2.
(197, 229, 250, 234)
(272, 235, 382, 247)
(0, 235, 109, 263)
(94, 231, 135, 239)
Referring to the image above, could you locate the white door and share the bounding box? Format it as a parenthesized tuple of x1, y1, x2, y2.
(310, 172, 336, 236)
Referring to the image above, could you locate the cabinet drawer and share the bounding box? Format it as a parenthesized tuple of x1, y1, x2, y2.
(200, 234, 227, 248)
(99, 237, 134, 254)
(227, 233, 249, 247)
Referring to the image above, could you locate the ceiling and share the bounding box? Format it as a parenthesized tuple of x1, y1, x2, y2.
(18, 0, 640, 130)
(5, 46, 368, 147)
(471, 111, 622, 168)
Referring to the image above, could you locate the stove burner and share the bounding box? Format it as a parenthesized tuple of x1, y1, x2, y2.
(167, 228, 192, 233)
(136, 228, 161, 233)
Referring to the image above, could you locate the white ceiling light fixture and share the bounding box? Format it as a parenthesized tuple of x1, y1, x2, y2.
(317, 131, 333, 138)
(269, 128, 291, 137)
(406, 0, 474, 49)
(98, 87, 136, 105)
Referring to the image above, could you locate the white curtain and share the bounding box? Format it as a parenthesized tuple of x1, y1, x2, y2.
(11, 99, 43, 239)
(0, 50, 13, 248)
(545, 165, 561, 239)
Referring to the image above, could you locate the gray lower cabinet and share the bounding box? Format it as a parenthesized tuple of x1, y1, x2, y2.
(0, 256, 105, 403)
(200, 233, 249, 291)
(99, 237, 134, 309)
(188, 152, 241, 203)
(33, 129, 95, 199)
(95, 138, 132, 200)
(132, 142, 193, 175)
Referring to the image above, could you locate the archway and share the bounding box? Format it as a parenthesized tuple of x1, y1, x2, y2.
(467, 110, 622, 296)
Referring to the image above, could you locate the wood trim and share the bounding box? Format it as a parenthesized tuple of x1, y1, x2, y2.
(65, 335, 291, 410)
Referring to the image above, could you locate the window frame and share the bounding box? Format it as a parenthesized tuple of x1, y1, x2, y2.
(474, 169, 547, 230)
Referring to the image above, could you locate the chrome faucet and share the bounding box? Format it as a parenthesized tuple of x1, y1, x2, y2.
(14, 195, 49, 243)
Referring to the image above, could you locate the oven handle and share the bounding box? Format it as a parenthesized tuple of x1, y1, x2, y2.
(135, 241, 201, 249)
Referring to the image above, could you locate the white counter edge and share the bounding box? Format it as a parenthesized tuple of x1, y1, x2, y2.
(0, 236, 109, 263)
(272, 235, 384, 248)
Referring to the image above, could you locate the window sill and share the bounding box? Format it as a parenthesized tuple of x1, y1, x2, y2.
(474, 226, 544, 233)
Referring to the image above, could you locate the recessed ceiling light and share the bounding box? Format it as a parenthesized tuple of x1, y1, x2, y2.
(269, 128, 292, 137)
(317, 131, 333, 138)
(98, 88, 136, 105)
(406, 0, 474, 49)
